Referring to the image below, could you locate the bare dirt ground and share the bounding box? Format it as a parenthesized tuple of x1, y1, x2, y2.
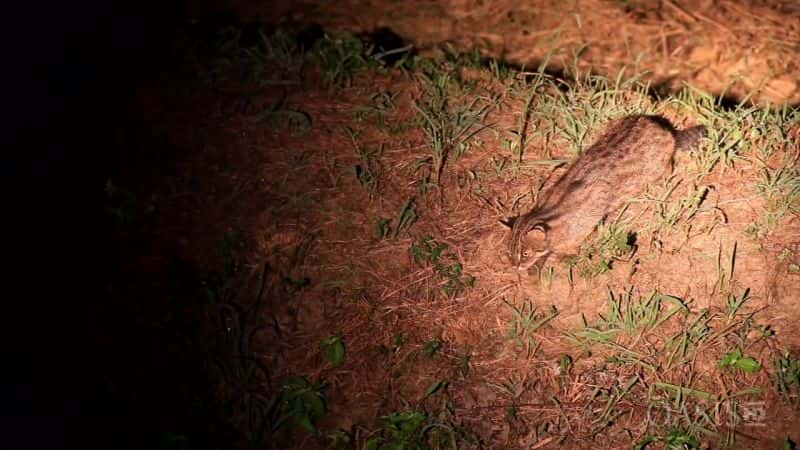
(107, 1, 800, 449)
(217, 0, 800, 105)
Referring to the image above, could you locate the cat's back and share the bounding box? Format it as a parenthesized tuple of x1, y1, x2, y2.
(532, 116, 679, 254)
(537, 115, 678, 218)
(507, 114, 706, 268)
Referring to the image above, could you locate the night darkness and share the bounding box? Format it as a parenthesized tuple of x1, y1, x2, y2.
(4, 1, 800, 449)
(4, 1, 186, 448)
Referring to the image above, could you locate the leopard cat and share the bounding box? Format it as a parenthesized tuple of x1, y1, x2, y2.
(505, 115, 706, 271)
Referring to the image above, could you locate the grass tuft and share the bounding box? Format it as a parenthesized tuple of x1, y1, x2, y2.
(413, 67, 498, 185)
(411, 237, 475, 297)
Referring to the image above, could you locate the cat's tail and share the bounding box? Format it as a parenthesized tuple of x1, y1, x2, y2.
(674, 125, 707, 152)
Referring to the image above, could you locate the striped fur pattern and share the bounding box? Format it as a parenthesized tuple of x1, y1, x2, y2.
(507, 115, 707, 270)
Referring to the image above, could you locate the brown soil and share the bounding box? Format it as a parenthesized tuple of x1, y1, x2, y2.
(216, 0, 800, 105)
(108, 1, 800, 449)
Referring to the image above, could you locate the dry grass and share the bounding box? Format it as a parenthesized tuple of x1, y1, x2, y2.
(222, 0, 800, 106)
(112, 9, 800, 449)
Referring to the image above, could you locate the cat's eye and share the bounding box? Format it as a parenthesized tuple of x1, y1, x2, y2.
(522, 250, 532, 257)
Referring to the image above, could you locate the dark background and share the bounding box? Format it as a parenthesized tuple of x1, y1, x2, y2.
(3, 1, 187, 448)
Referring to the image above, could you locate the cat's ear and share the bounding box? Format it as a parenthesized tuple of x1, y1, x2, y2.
(529, 224, 547, 240)
(499, 217, 517, 229)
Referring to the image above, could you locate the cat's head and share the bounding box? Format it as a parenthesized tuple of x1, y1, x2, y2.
(502, 218, 550, 270)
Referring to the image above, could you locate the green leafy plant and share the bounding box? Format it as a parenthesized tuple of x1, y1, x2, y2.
(393, 199, 418, 238)
(422, 380, 448, 400)
(569, 219, 635, 278)
(413, 69, 496, 184)
(676, 86, 799, 174)
(774, 350, 800, 405)
(365, 404, 475, 450)
(504, 299, 559, 347)
(724, 287, 750, 320)
(454, 351, 471, 379)
(638, 179, 713, 235)
(529, 53, 655, 157)
(348, 127, 383, 196)
(565, 289, 689, 372)
(634, 427, 700, 450)
(328, 429, 353, 450)
(411, 237, 475, 296)
(269, 377, 327, 434)
(320, 335, 346, 367)
(352, 91, 399, 131)
(376, 200, 418, 240)
(423, 340, 443, 358)
(718, 348, 761, 373)
(748, 165, 800, 238)
(377, 218, 392, 239)
(368, 411, 427, 450)
(313, 32, 383, 87)
(379, 334, 406, 355)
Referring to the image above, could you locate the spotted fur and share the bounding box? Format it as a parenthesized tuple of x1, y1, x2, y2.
(507, 115, 707, 269)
